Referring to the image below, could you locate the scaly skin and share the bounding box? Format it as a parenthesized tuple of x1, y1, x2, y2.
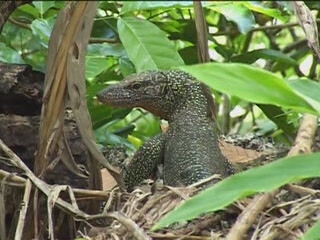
(97, 70, 233, 191)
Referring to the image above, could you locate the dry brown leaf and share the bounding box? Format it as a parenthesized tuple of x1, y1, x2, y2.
(101, 168, 117, 191)
(219, 140, 263, 163)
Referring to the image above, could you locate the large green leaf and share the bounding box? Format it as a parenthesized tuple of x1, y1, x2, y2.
(289, 79, 320, 112)
(0, 43, 24, 64)
(121, 1, 193, 13)
(178, 63, 318, 114)
(152, 152, 320, 230)
(86, 43, 126, 79)
(242, 2, 290, 22)
(231, 49, 297, 65)
(16, 4, 40, 18)
(30, 18, 54, 48)
(117, 17, 184, 72)
(209, 3, 255, 33)
(32, 1, 55, 16)
(85, 56, 110, 80)
(257, 104, 296, 138)
(87, 43, 126, 58)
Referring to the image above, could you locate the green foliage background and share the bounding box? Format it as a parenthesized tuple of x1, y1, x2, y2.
(1, 1, 320, 235)
(1, 1, 319, 150)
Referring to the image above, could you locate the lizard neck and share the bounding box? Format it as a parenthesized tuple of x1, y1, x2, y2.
(162, 82, 214, 123)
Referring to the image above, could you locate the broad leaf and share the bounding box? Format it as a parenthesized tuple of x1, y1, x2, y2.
(119, 57, 136, 76)
(178, 63, 317, 114)
(121, 1, 193, 13)
(231, 49, 297, 65)
(16, 4, 40, 18)
(92, 106, 132, 130)
(33, 1, 55, 16)
(209, 3, 255, 33)
(153, 152, 320, 230)
(30, 18, 54, 48)
(289, 79, 320, 112)
(0, 43, 24, 64)
(257, 104, 296, 138)
(117, 17, 184, 72)
(87, 43, 126, 58)
(85, 56, 110, 80)
(242, 2, 290, 22)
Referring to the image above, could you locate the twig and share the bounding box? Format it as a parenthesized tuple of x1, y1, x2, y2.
(285, 184, 320, 196)
(226, 190, 277, 240)
(0, 168, 115, 199)
(287, 113, 318, 156)
(108, 212, 151, 240)
(15, 179, 32, 240)
(193, 1, 210, 63)
(293, 2, 320, 59)
(8, 17, 31, 30)
(150, 232, 213, 239)
(0, 138, 150, 239)
(211, 19, 320, 37)
(89, 37, 119, 44)
(282, 39, 307, 53)
(0, 170, 26, 186)
(0, 176, 8, 239)
(241, 31, 253, 53)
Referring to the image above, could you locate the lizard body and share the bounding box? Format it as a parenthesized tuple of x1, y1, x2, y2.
(97, 70, 233, 191)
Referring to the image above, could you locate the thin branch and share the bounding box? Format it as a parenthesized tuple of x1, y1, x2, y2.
(226, 190, 277, 240)
(0, 137, 151, 239)
(282, 38, 307, 53)
(8, 16, 31, 29)
(89, 37, 119, 44)
(193, 1, 210, 63)
(15, 179, 32, 240)
(0, 168, 114, 199)
(241, 30, 253, 53)
(211, 19, 320, 37)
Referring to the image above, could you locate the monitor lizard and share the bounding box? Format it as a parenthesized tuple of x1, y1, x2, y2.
(97, 70, 234, 191)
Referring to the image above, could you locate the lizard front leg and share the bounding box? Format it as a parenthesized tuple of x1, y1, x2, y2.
(122, 133, 165, 192)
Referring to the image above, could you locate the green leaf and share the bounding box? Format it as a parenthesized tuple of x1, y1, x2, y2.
(257, 104, 296, 138)
(91, 105, 132, 130)
(242, 2, 290, 22)
(272, 45, 310, 72)
(30, 18, 54, 48)
(289, 79, 320, 113)
(0, 43, 24, 64)
(209, 3, 255, 33)
(117, 17, 184, 72)
(119, 57, 136, 76)
(178, 63, 317, 114)
(95, 126, 134, 149)
(178, 46, 199, 65)
(231, 49, 297, 65)
(16, 4, 40, 18)
(121, 1, 193, 13)
(86, 43, 125, 80)
(300, 219, 320, 240)
(85, 56, 110, 80)
(32, 1, 55, 16)
(87, 43, 126, 57)
(152, 152, 320, 230)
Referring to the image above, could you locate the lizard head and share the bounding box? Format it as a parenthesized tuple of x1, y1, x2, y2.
(96, 70, 214, 120)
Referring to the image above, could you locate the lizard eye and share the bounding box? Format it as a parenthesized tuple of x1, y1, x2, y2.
(131, 82, 142, 90)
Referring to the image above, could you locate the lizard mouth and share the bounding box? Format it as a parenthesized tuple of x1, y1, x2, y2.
(96, 89, 141, 107)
